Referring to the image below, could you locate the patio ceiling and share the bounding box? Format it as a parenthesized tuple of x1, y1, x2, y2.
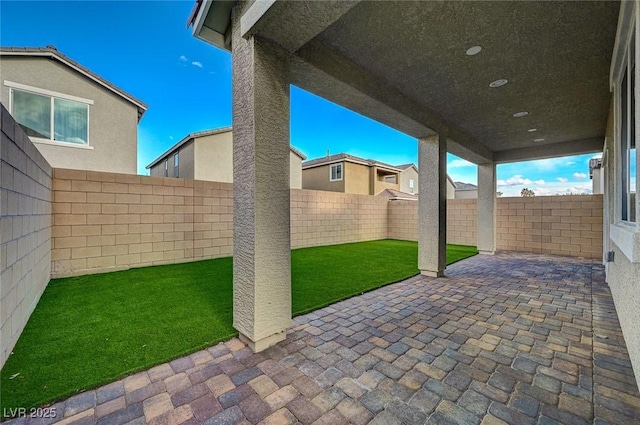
(194, 0, 620, 164)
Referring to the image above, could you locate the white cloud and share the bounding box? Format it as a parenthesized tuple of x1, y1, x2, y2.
(192, 61, 203, 68)
(179, 55, 188, 62)
(534, 179, 546, 185)
(566, 161, 576, 165)
(557, 177, 568, 183)
(497, 175, 532, 187)
(573, 172, 587, 179)
(448, 159, 474, 168)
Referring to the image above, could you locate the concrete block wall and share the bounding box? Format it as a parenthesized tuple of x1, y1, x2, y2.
(497, 195, 603, 258)
(447, 199, 477, 246)
(388, 196, 603, 258)
(387, 199, 478, 246)
(0, 105, 52, 368)
(387, 200, 418, 242)
(291, 189, 388, 248)
(51, 174, 389, 277)
(51, 169, 233, 277)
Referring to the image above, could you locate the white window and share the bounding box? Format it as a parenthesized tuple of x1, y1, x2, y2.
(409, 179, 415, 193)
(619, 31, 637, 223)
(174, 153, 179, 178)
(164, 159, 168, 177)
(330, 163, 343, 181)
(8, 83, 90, 146)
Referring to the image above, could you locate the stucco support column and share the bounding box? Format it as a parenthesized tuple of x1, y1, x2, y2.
(232, 12, 291, 352)
(418, 134, 447, 277)
(477, 162, 497, 255)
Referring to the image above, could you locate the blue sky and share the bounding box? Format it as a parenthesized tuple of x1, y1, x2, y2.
(1, 1, 611, 196)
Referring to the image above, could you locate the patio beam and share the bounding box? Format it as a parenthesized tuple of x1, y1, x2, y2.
(418, 134, 447, 277)
(477, 162, 497, 255)
(232, 9, 291, 352)
(241, 0, 362, 54)
(494, 137, 604, 164)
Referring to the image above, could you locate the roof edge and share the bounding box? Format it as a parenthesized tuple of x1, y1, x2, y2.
(0, 47, 148, 118)
(146, 127, 305, 168)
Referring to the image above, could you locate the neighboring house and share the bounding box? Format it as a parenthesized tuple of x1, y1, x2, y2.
(302, 153, 403, 195)
(146, 127, 306, 188)
(303, 155, 457, 198)
(396, 163, 419, 194)
(454, 182, 478, 199)
(0, 46, 147, 174)
(590, 158, 604, 194)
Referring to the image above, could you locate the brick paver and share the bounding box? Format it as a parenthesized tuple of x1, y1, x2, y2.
(7, 253, 640, 424)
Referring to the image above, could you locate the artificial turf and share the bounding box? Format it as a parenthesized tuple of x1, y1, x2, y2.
(0, 240, 477, 410)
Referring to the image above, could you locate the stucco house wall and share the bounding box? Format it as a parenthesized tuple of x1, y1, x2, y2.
(373, 175, 400, 195)
(302, 162, 345, 192)
(455, 189, 478, 199)
(148, 130, 303, 188)
(0, 56, 140, 174)
(447, 180, 456, 199)
(150, 140, 195, 179)
(303, 160, 402, 195)
(194, 131, 234, 182)
(289, 151, 303, 189)
(399, 167, 418, 194)
(344, 162, 369, 195)
(603, 94, 640, 383)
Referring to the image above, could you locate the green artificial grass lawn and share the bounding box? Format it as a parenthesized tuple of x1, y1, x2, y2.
(0, 240, 477, 410)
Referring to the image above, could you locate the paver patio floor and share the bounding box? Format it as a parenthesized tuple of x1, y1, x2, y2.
(11, 252, 640, 425)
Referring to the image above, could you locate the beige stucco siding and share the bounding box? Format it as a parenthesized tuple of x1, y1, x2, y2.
(290, 151, 303, 189)
(447, 180, 456, 199)
(194, 131, 234, 182)
(0, 56, 139, 174)
(399, 168, 419, 194)
(150, 131, 301, 186)
(149, 140, 194, 179)
(374, 179, 400, 195)
(179, 142, 195, 180)
(303, 163, 345, 192)
(455, 189, 477, 199)
(344, 162, 369, 195)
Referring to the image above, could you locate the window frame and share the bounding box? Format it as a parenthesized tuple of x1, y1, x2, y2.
(5, 81, 92, 149)
(174, 153, 179, 178)
(330, 163, 343, 182)
(164, 159, 168, 177)
(609, 2, 640, 263)
(619, 35, 637, 224)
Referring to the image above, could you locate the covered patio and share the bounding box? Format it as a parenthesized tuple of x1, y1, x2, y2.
(20, 253, 640, 424)
(188, 0, 639, 386)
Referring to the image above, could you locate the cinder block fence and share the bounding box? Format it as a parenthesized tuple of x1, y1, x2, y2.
(388, 197, 603, 258)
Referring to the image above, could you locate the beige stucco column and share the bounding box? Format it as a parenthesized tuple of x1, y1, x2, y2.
(232, 15, 291, 351)
(418, 134, 447, 277)
(477, 162, 497, 255)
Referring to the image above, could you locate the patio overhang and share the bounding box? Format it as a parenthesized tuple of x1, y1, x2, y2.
(195, 0, 619, 165)
(192, 0, 623, 352)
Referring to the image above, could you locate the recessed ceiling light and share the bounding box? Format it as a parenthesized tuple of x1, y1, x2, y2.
(466, 46, 482, 56)
(513, 111, 529, 117)
(533, 138, 545, 143)
(528, 128, 537, 132)
(489, 79, 508, 88)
